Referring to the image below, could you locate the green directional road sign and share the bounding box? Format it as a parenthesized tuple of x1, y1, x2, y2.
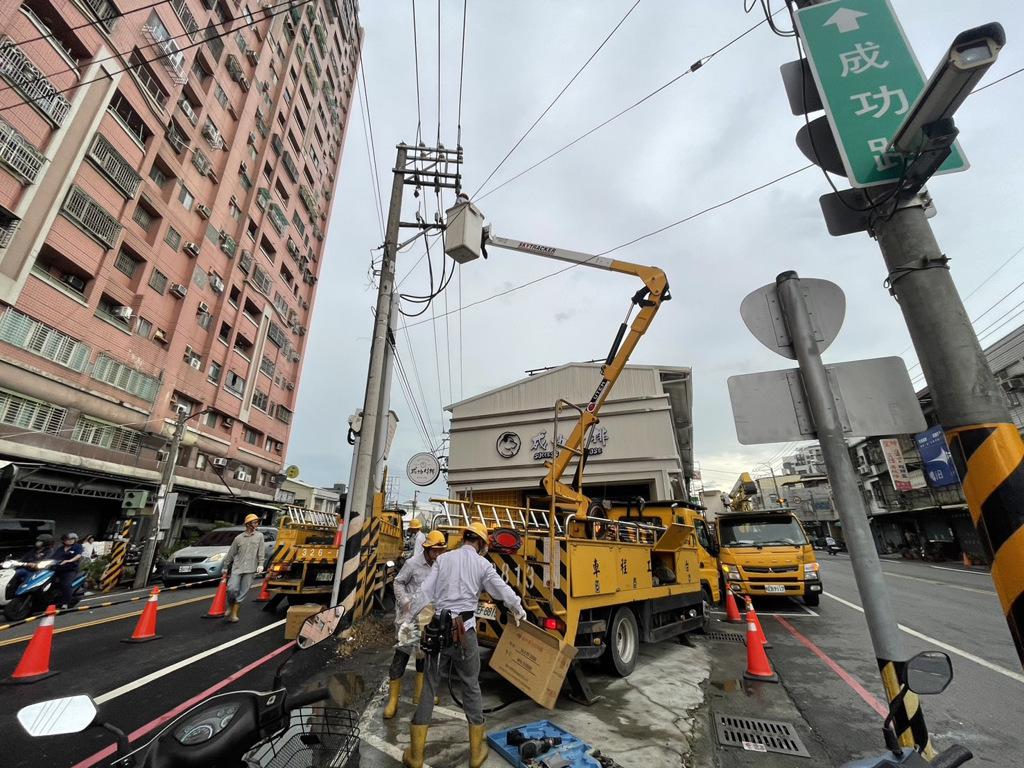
(794, 0, 968, 188)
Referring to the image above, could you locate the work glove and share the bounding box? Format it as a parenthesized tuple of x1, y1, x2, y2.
(512, 606, 527, 627)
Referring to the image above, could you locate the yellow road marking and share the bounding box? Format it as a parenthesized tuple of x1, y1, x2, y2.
(0, 594, 211, 647)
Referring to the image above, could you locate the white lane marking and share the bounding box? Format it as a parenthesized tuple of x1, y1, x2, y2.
(880, 569, 995, 595)
(822, 592, 1024, 685)
(929, 565, 991, 577)
(95, 619, 287, 703)
(789, 597, 819, 617)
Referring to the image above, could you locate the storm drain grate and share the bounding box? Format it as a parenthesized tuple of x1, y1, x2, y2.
(702, 630, 745, 643)
(714, 714, 810, 757)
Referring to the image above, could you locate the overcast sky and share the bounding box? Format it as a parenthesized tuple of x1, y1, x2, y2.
(286, 0, 1024, 500)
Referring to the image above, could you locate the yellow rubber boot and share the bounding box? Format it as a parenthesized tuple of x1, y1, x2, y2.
(412, 672, 424, 705)
(227, 603, 240, 623)
(383, 679, 401, 719)
(403, 723, 428, 768)
(469, 723, 488, 768)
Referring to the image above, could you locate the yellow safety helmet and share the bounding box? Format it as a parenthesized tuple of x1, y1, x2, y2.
(462, 522, 489, 543)
(243, 513, 261, 525)
(408, 519, 423, 530)
(422, 530, 447, 549)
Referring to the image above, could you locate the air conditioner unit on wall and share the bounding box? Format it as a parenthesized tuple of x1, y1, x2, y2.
(211, 457, 229, 468)
(189, 357, 202, 370)
(63, 274, 86, 292)
(184, 242, 200, 257)
(198, 301, 210, 314)
(113, 306, 133, 320)
(235, 467, 253, 482)
(197, 204, 212, 219)
(171, 283, 188, 299)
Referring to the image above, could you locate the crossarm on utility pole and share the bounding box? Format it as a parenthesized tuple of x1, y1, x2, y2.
(484, 235, 670, 513)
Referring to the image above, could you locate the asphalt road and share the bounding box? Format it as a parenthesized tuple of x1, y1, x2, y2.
(0, 587, 335, 768)
(762, 555, 1021, 768)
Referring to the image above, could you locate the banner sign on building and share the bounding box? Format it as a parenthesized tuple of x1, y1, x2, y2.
(914, 426, 961, 488)
(530, 426, 609, 461)
(879, 438, 913, 492)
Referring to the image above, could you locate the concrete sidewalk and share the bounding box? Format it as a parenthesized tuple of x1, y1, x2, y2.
(359, 636, 712, 767)
(690, 619, 831, 768)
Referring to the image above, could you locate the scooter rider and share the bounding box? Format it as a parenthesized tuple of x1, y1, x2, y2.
(383, 530, 447, 719)
(52, 533, 83, 609)
(402, 522, 527, 768)
(9, 534, 55, 592)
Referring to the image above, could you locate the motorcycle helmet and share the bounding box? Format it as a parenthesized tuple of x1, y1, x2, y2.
(36, 533, 54, 546)
(62, 532, 79, 542)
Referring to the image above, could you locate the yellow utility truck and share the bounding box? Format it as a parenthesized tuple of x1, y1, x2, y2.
(435, 206, 707, 682)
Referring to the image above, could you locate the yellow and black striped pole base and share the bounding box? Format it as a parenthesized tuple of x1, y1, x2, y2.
(878, 658, 935, 757)
(946, 423, 1024, 665)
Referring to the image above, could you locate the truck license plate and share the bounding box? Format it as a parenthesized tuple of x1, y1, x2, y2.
(475, 601, 498, 620)
(178, 565, 192, 573)
(764, 584, 785, 593)
(316, 571, 334, 582)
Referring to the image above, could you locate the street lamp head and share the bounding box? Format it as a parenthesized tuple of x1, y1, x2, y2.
(890, 22, 1005, 156)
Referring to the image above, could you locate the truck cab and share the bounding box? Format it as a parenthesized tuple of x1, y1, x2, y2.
(715, 510, 821, 606)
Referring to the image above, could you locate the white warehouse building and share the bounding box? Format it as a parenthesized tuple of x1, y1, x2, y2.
(445, 363, 694, 508)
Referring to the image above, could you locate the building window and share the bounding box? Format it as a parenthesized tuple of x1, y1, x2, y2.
(0, 388, 67, 435)
(72, 415, 142, 454)
(148, 164, 168, 186)
(128, 48, 169, 109)
(228, 198, 242, 221)
(208, 360, 222, 383)
(197, 309, 213, 330)
(164, 226, 181, 250)
(0, 306, 91, 371)
(252, 388, 269, 411)
(203, 409, 218, 427)
(91, 353, 161, 401)
(252, 264, 272, 294)
(87, 133, 143, 198)
(131, 203, 155, 231)
(214, 83, 230, 109)
(148, 268, 168, 294)
(177, 184, 195, 210)
(225, 370, 246, 396)
(61, 185, 122, 248)
(243, 426, 260, 444)
(136, 317, 153, 337)
(114, 248, 142, 277)
(259, 355, 275, 377)
(218, 321, 232, 343)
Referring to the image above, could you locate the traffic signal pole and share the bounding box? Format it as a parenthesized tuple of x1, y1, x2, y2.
(874, 202, 1024, 667)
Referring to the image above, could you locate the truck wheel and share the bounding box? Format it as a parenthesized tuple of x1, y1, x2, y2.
(696, 586, 714, 634)
(603, 607, 639, 677)
(804, 592, 820, 607)
(3, 595, 31, 622)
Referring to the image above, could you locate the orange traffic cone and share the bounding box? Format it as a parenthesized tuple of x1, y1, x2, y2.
(744, 595, 771, 648)
(743, 611, 778, 682)
(254, 575, 271, 602)
(203, 575, 229, 618)
(724, 588, 744, 624)
(4, 605, 59, 684)
(123, 587, 161, 643)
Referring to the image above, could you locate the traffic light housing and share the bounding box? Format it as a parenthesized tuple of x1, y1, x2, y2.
(122, 489, 149, 510)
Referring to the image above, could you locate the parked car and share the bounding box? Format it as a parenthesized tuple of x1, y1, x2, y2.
(162, 526, 277, 585)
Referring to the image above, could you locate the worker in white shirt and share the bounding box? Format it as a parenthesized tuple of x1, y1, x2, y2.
(384, 530, 447, 719)
(407, 518, 426, 551)
(402, 522, 527, 768)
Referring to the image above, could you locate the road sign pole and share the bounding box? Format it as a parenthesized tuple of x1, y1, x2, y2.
(775, 270, 934, 755)
(874, 204, 1024, 668)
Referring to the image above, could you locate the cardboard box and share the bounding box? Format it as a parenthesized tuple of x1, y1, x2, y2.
(285, 603, 323, 640)
(488, 620, 577, 710)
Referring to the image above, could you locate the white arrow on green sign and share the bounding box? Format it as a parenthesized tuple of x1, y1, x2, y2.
(794, 0, 968, 188)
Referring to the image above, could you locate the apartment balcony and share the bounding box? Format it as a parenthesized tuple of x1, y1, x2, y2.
(0, 118, 45, 184)
(142, 25, 188, 85)
(0, 36, 72, 126)
(0, 306, 91, 372)
(299, 185, 317, 216)
(267, 202, 289, 236)
(281, 152, 298, 182)
(286, 238, 300, 260)
(170, 0, 200, 42)
(256, 187, 270, 211)
(226, 54, 245, 85)
(165, 122, 189, 155)
(314, 23, 328, 57)
(255, 114, 269, 138)
(81, 0, 122, 33)
(87, 133, 142, 198)
(60, 185, 122, 248)
(311, 222, 324, 241)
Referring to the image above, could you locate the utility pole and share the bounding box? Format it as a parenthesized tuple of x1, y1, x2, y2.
(775, 272, 932, 755)
(874, 203, 1024, 666)
(134, 412, 187, 589)
(334, 144, 407, 613)
(758, 461, 782, 505)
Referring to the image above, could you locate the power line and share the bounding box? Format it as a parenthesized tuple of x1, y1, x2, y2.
(436, 0, 442, 147)
(400, 315, 439, 443)
(456, 0, 468, 149)
(471, 0, 641, 198)
(356, 62, 385, 241)
(410, 0, 423, 143)
(0, 0, 314, 116)
(0, 0, 299, 101)
(405, 163, 813, 329)
(7, 0, 171, 50)
(973, 64, 1024, 94)
(476, 13, 771, 203)
(357, 42, 388, 243)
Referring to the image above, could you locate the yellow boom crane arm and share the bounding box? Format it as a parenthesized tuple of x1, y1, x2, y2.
(483, 235, 671, 516)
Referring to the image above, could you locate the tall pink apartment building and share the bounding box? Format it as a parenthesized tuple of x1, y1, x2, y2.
(0, 0, 359, 537)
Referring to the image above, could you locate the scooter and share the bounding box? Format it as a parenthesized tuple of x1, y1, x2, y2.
(840, 651, 972, 768)
(1, 558, 87, 621)
(826, 541, 843, 555)
(17, 604, 359, 768)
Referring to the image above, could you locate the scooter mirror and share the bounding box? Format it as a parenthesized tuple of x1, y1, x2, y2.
(906, 651, 953, 694)
(18, 696, 97, 737)
(296, 604, 346, 649)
